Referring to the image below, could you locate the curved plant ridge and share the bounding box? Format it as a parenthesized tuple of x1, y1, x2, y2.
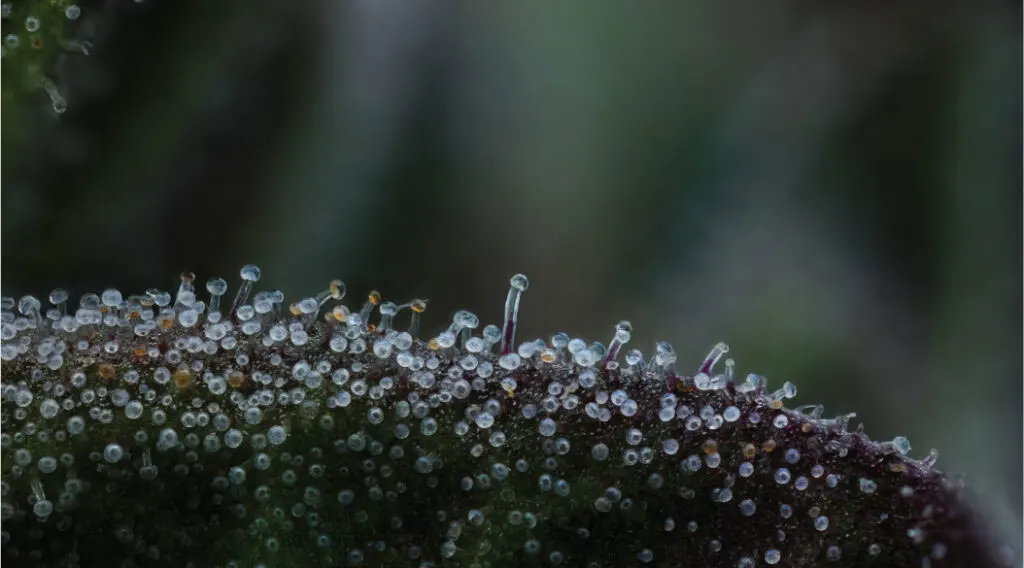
(0, 267, 1015, 567)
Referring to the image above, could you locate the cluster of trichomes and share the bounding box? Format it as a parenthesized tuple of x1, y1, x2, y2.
(0, 266, 1014, 567)
(1, 0, 93, 113)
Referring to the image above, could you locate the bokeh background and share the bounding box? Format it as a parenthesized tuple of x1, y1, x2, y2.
(2, 0, 1021, 552)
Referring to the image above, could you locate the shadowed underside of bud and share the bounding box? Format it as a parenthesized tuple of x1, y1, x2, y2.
(0, 267, 1014, 567)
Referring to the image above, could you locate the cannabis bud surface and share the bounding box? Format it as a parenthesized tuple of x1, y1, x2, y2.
(0, 267, 1013, 567)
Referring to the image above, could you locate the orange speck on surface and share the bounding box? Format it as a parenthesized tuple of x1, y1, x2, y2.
(769, 400, 784, 410)
(228, 371, 245, 389)
(132, 346, 147, 357)
(159, 318, 175, 330)
(428, 338, 440, 351)
(541, 352, 556, 363)
(742, 443, 756, 458)
(367, 291, 381, 305)
(98, 364, 116, 380)
(762, 439, 777, 453)
(702, 440, 719, 455)
(173, 369, 192, 389)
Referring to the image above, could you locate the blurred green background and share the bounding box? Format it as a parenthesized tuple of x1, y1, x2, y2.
(2, 0, 1020, 550)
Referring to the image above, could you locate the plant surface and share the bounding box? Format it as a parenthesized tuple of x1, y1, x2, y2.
(0, 267, 1015, 567)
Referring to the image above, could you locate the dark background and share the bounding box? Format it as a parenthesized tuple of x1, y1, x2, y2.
(2, 0, 1021, 550)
